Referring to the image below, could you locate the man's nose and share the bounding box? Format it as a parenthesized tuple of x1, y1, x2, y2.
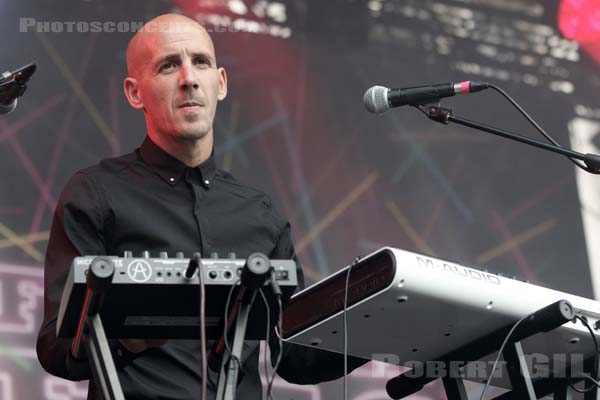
(179, 62, 199, 90)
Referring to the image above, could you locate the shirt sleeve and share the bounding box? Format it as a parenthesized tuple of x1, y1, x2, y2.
(36, 171, 113, 380)
(268, 222, 369, 385)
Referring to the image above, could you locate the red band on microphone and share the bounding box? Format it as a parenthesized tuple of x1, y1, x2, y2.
(460, 81, 470, 94)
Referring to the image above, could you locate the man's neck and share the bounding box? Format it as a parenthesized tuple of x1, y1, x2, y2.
(148, 132, 212, 167)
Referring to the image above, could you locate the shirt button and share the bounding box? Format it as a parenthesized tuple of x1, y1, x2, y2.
(169, 178, 175, 182)
(204, 179, 210, 185)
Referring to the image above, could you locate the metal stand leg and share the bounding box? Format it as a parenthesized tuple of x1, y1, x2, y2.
(502, 341, 537, 400)
(442, 377, 469, 400)
(71, 257, 125, 400)
(86, 314, 124, 400)
(584, 357, 600, 400)
(553, 379, 574, 400)
(215, 254, 271, 400)
(216, 301, 252, 400)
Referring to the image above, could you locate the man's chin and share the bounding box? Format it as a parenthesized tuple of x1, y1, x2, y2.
(176, 129, 210, 141)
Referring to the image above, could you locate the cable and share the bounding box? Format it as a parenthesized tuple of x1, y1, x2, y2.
(487, 84, 600, 174)
(266, 292, 283, 400)
(567, 315, 600, 393)
(479, 314, 530, 400)
(343, 256, 361, 400)
(197, 256, 207, 400)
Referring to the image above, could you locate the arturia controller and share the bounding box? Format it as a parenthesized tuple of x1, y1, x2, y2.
(57, 253, 298, 340)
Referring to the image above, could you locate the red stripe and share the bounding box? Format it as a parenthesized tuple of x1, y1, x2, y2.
(71, 288, 92, 356)
(460, 81, 470, 94)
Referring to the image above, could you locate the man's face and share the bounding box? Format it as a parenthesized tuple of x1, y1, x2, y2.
(128, 26, 227, 142)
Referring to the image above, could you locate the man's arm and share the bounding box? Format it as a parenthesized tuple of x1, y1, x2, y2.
(36, 172, 108, 380)
(268, 223, 369, 385)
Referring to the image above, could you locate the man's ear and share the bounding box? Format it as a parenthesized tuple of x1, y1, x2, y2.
(217, 67, 228, 101)
(123, 77, 144, 110)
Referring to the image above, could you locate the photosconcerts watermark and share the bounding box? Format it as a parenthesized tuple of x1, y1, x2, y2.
(18, 17, 292, 38)
(371, 353, 589, 380)
(20, 18, 203, 34)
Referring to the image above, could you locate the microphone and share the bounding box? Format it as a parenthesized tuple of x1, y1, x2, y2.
(0, 62, 37, 115)
(363, 81, 489, 114)
(0, 99, 17, 115)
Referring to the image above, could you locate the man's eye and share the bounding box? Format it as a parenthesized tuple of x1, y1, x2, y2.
(160, 62, 176, 71)
(194, 58, 209, 66)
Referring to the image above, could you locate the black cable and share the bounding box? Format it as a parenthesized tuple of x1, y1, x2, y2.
(479, 314, 530, 400)
(197, 257, 207, 400)
(343, 256, 361, 400)
(567, 315, 600, 393)
(487, 84, 599, 174)
(266, 293, 283, 400)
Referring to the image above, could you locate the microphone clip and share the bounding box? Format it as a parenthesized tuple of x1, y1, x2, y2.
(418, 104, 454, 125)
(0, 62, 36, 108)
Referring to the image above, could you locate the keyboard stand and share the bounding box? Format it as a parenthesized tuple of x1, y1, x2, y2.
(215, 292, 255, 400)
(386, 300, 596, 400)
(70, 256, 124, 400)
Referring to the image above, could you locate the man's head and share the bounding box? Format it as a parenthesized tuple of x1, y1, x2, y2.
(124, 14, 227, 151)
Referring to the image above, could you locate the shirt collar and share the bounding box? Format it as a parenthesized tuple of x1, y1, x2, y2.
(138, 136, 216, 187)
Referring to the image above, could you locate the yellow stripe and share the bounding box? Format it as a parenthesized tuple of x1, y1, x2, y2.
(0, 222, 44, 262)
(385, 200, 435, 256)
(477, 219, 556, 264)
(296, 172, 378, 253)
(0, 231, 49, 249)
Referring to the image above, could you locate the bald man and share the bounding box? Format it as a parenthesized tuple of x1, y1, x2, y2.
(36, 13, 366, 400)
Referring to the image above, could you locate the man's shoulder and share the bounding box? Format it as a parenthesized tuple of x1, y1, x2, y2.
(72, 151, 139, 182)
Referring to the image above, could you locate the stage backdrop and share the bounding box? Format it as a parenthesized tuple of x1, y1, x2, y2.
(1, 0, 599, 398)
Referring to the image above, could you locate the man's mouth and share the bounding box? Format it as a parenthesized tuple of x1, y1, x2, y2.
(178, 101, 202, 109)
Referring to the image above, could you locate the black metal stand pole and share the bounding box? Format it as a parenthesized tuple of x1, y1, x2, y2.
(215, 298, 254, 400)
(442, 376, 469, 400)
(421, 105, 600, 172)
(86, 314, 124, 400)
(215, 253, 272, 400)
(502, 341, 537, 400)
(386, 300, 575, 399)
(70, 256, 124, 400)
(584, 357, 600, 400)
(554, 383, 574, 400)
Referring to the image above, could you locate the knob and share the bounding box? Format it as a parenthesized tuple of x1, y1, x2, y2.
(210, 252, 219, 259)
(160, 252, 168, 259)
(123, 251, 132, 258)
(142, 251, 150, 258)
(176, 252, 184, 259)
(228, 252, 236, 259)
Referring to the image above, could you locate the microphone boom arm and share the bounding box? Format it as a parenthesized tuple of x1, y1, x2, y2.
(416, 104, 600, 173)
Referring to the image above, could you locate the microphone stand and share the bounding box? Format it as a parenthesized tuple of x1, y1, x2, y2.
(0, 62, 36, 114)
(419, 105, 600, 173)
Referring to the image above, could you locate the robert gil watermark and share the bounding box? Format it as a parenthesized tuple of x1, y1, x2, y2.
(370, 353, 587, 379)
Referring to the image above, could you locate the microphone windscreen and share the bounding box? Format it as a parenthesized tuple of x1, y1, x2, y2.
(363, 86, 389, 114)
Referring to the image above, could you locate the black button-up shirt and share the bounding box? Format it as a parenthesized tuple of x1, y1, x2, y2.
(36, 137, 365, 400)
